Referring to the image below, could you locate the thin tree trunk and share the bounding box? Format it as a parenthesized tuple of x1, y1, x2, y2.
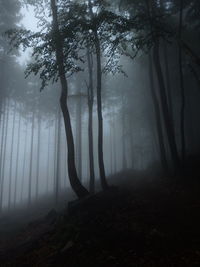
(51, 0, 89, 198)
(0, 99, 9, 211)
(95, 36, 108, 189)
(64, 142, 67, 189)
(179, 0, 186, 163)
(54, 112, 58, 195)
(109, 124, 113, 174)
(8, 101, 17, 210)
(14, 110, 22, 205)
(129, 120, 134, 169)
(112, 111, 117, 173)
(87, 47, 95, 194)
(28, 111, 35, 206)
(75, 94, 82, 181)
(21, 122, 28, 202)
(122, 107, 127, 170)
(163, 42, 173, 124)
(36, 115, 41, 200)
(55, 108, 61, 204)
(46, 126, 51, 193)
(0, 100, 6, 189)
(88, 0, 108, 190)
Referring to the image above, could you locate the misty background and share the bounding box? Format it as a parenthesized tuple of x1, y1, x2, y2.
(0, 0, 200, 211)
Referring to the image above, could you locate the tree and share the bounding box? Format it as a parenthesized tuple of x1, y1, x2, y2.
(86, 46, 95, 193)
(7, 0, 90, 199)
(50, 0, 89, 198)
(87, 0, 108, 189)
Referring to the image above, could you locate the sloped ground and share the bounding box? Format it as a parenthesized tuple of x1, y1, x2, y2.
(1, 170, 200, 266)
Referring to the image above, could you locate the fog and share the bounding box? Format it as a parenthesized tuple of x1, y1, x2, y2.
(0, 0, 200, 208)
(1, 0, 200, 265)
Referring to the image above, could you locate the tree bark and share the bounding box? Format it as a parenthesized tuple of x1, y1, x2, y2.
(178, 0, 186, 163)
(75, 94, 82, 181)
(95, 34, 108, 189)
(36, 115, 41, 200)
(163, 42, 173, 125)
(21, 122, 28, 202)
(148, 53, 169, 172)
(121, 99, 127, 171)
(88, 0, 108, 189)
(153, 41, 180, 169)
(28, 111, 35, 206)
(86, 47, 95, 194)
(55, 108, 61, 203)
(0, 98, 9, 211)
(51, 0, 89, 198)
(8, 101, 17, 210)
(14, 110, 22, 205)
(0, 100, 6, 191)
(46, 126, 51, 193)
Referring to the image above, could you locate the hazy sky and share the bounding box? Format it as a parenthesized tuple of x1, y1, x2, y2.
(18, 5, 38, 65)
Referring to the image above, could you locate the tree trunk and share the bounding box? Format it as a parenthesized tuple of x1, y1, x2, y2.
(8, 101, 17, 210)
(179, 0, 186, 163)
(14, 110, 21, 205)
(109, 124, 113, 174)
(87, 0, 108, 189)
(163, 42, 173, 124)
(153, 41, 180, 169)
(51, 0, 89, 198)
(54, 112, 58, 195)
(112, 111, 117, 173)
(149, 53, 169, 172)
(94, 31, 108, 190)
(21, 122, 28, 202)
(36, 115, 41, 200)
(145, 0, 179, 170)
(76, 94, 82, 181)
(55, 108, 61, 204)
(46, 126, 51, 193)
(0, 99, 8, 211)
(0, 100, 6, 191)
(129, 119, 134, 169)
(122, 105, 127, 170)
(28, 111, 35, 206)
(86, 47, 95, 194)
(188, 64, 200, 90)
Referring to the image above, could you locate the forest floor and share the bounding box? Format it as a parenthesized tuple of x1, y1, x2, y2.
(0, 169, 200, 266)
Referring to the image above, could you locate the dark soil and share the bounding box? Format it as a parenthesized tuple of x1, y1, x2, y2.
(1, 171, 200, 266)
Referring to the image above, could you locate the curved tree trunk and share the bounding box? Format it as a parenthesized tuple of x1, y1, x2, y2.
(51, 0, 89, 199)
